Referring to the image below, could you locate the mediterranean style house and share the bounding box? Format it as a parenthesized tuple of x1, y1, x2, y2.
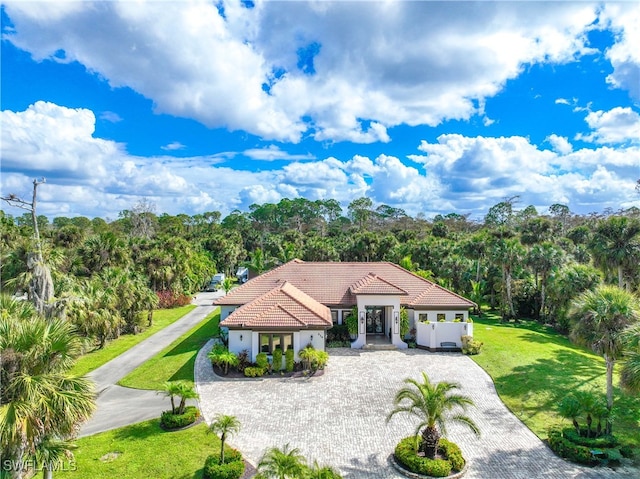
(217, 259, 475, 362)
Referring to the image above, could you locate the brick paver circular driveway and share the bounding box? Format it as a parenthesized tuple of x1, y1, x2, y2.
(196, 344, 636, 478)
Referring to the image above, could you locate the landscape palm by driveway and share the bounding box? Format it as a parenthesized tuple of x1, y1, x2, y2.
(196, 346, 636, 479)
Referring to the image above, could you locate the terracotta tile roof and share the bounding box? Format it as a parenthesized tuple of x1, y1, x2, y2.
(220, 280, 332, 329)
(216, 260, 474, 309)
(350, 273, 409, 295)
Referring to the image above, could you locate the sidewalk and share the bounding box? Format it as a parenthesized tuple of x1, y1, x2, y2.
(79, 291, 223, 437)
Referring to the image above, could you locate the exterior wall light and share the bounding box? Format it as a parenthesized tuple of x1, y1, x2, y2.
(240, 334, 243, 341)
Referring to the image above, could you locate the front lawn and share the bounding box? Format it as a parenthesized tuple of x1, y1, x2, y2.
(470, 313, 640, 447)
(118, 308, 220, 390)
(71, 305, 197, 377)
(56, 420, 219, 479)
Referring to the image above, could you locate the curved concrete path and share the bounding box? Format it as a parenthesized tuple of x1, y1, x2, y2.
(79, 291, 223, 437)
(195, 345, 637, 479)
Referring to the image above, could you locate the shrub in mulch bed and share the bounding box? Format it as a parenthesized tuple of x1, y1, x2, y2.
(160, 406, 200, 430)
(394, 436, 465, 477)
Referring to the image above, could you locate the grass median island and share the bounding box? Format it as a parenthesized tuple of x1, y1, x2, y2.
(71, 305, 197, 377)
(470, 313, 640, 448)
(118, 308, 220, 390)
(57, 420, 221, 479)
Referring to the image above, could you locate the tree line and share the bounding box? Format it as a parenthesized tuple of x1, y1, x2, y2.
(1, 195, 639, 341)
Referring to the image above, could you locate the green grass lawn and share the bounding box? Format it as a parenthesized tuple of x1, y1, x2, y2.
(118, 308, 220, 390)
(57, 420, 220, 479)
(470, 313, 640, 446)
(71, 305, 197, 377)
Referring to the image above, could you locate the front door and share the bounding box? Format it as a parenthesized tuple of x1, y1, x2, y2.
(366, 307, 385, 335)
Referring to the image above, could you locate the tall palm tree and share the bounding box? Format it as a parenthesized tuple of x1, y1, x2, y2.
(620, 323, 640, 394)
(256, 444, 307, 479)
(34, 436, 76, 479)
(386, 372, 480, 459)
(208, 414, 241, 464)
(570, 285, 640, 428)
(589, 216, 640, 290)
(0, 297, 95, 479)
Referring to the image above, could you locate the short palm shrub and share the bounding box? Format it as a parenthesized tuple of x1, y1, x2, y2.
(209, 345, 240, 375)
(203, 448, 245, 479)
(160, 405, 199, 429)
(285, 348, 294, 372)
(298, 345, 329, 371)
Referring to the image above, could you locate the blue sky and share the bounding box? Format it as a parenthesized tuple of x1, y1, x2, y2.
(1, 1, 639, 221)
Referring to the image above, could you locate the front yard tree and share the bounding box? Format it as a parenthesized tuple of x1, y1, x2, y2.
(0, 296, 95, 479)
(208, 414, 241, 464)
(589, 216, 640, 290)
(620, 323, 640, 394)
(256, 444, 307, 479)
(1, 178, 54, 315)
(570, 285, 640, 429)
(386, 372, 480, 459)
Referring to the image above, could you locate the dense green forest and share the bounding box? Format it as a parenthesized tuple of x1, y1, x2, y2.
(2, 196, 639, 344)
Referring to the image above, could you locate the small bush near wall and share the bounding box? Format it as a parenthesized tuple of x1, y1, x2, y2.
(256, 353, 269, 370)
(327, 324, 350, 342)
(461, 335, 483, 355)
(244, 367, 265, 377)
(272, 348, 283, 372)
(285, 349, 295, 372)
(203, 448, 245, 479)
(236, 349, 250, 373)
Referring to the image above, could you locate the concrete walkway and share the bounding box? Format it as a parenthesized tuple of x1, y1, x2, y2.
(195, 345, 638, 479)
(79, 291, 223, 437)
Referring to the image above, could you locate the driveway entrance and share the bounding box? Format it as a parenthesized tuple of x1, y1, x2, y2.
(195, 346, 636, 479)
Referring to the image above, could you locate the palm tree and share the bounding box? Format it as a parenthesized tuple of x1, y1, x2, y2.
(620, 323, 640, 394)
(589, 216, 640, 290)
(34, 436, 76, 479)
(305, 462, 343, 479)
(0, 297, 95, 479)
(221, 276, 237, 295)
(158, 381, 198, 415)
(158, 381, 182, 415)
(209, 349, 239, 375)
(570, 285, 640, 427)
(208, 414, 241, 464)
(256, 444, 307, 479)
(386, 372, 480, 459)
(175, 382, 198, 415)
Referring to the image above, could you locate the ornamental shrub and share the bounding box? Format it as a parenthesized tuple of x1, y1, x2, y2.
(285, 348, 295, 372)
(394, 436, 452, 477)
(243, 367, 265, 377)
(547, 428, 597, 465)
(438, 439, 465, 471)
(272, 348, 283, 372)
(461, 335, 483, 355)
(160, 406, 199, 429)
(203, 448, 244, 479)
(156, 290, 193, 309)
(562, 428, 617, 448)
(256, 352, 269, 370)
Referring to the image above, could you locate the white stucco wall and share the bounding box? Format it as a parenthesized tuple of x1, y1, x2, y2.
(228, 329, 252, 356)
(298, 330, 325, 357)
(415, 321, 472, 349)
(352, 295, 407, 349)
(220, 305, 237, 321)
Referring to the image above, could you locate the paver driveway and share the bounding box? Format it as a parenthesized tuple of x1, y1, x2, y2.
(196, 344, 636, 479)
